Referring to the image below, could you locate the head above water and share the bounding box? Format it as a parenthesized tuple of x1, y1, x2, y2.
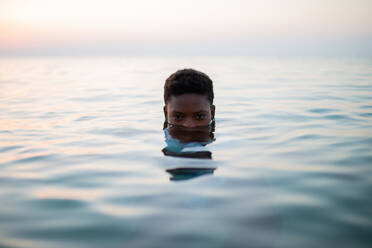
(164, 69, 215, 128)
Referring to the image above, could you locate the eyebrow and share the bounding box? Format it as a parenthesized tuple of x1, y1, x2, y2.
(171, 111, 208, 114)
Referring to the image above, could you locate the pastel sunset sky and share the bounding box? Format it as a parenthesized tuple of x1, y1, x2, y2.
(1, 0, 371, 56)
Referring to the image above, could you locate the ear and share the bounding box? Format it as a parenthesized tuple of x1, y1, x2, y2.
(210, 105, 215, 119)
(163, 105, 168, 120)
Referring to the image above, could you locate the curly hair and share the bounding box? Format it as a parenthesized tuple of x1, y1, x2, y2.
(164, 69, 214, 104)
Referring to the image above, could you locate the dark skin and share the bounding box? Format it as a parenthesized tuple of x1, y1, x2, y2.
(166, 125, 214, 143)
(164, 93, 215, 128)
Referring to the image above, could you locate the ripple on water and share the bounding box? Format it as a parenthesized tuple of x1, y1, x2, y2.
(17, 223, 135, 242)
(44, 170, 141, 188)
(358, 112, 372, 118)
(324, 114, 355, 121)
(359, 105, 372, 109)
(334, 155, 372, 167)
(0, 145, 23, 153)
(11, 154, 57, 165)
(74, 116, 96, 122)
(308, 108, 338, 114)
(28, 198, 86, 210)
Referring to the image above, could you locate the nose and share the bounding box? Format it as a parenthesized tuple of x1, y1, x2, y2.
(182, 118, 197, 128)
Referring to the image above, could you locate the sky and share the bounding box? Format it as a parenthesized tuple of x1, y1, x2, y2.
(1, 0, 371, 56)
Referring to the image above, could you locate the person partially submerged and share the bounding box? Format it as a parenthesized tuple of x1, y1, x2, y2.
(162, 68, 216, 180)
(163, 68, 215, 130)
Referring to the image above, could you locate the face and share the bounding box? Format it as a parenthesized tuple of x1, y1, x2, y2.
(164, 94, 215, 128)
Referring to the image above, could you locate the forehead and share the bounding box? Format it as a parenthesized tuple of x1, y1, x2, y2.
(167, 94, 210, 111)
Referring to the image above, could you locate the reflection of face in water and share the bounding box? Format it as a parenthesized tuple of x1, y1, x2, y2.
(166, 123, 215, 143)
(163, 123, 215, 158)
(162, 93, 216, 181)
(162, 124, 216, 181)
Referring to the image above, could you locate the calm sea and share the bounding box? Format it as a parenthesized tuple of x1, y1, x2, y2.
(0, 56, 371, 248)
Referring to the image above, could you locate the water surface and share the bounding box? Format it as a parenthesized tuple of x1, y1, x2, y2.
(0, 56, 371, 248)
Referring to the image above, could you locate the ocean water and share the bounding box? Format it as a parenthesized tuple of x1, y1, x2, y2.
(0, 56, 371, 248)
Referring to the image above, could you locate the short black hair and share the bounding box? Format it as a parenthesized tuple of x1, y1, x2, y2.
(164, 69, 214, 104)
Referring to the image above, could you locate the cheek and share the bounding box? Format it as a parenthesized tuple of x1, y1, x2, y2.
(166, 112, 174, 121)
(205, 110, 212, 119)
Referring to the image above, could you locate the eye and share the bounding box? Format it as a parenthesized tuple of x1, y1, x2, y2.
(195, 113, 206, 120)
(172, 113, 184, 120)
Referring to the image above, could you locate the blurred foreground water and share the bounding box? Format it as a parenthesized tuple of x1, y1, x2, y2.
(0, 56, 371, 248)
